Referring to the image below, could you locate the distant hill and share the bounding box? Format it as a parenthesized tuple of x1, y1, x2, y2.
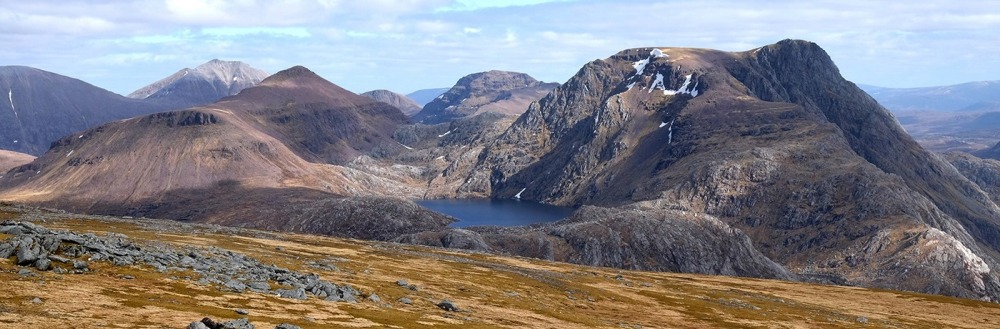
(128, 59, 268, 108)
(406, 88, 449, 106)
(861, 81, 1000, 153)
(412, 71, 558, 124)
(361, 89, 422, 116)
(0, 150, 34, 176)
(0, 66, 174, 155)
(860, 81, 1000, 112)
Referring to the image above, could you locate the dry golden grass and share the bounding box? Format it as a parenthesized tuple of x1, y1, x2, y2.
(1, 211, 999, 328)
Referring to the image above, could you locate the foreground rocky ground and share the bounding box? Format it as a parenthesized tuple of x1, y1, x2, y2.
(1, 204, 999, 328)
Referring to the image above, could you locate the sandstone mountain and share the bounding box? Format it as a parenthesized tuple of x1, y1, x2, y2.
(411, 71, 558, 124)
(426, 40, 1000, 301)
(0, 66, 175, 155)
(406, 87, 449, 106)
(0, 66, 447, 238)
(0, 150, 34, 175)
(361, 89, 422, 116)
(128, 59, 268, 108)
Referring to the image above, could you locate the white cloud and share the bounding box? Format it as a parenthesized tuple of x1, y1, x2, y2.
(1, 0, 998, 94)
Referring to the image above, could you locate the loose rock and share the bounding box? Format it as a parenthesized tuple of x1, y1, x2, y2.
(275, 324, 301, 329)
(436, 300, 460, 312)
(398, 297, 413, 305)
(235, 309, 249, 315)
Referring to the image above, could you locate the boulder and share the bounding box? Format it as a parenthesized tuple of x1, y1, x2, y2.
(436, 300, 460, 312)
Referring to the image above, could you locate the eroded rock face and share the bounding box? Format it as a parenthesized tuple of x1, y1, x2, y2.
(412, 71, 558, 124)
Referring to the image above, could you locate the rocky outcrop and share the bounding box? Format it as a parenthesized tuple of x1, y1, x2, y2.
(412, 71, 558, 124)
(944, 152, 1000, 205)
(0, 220, 362, 302)
(129, 59, 268, 109)
(399, 205, 792, 280)
(361, 89, 422, 116)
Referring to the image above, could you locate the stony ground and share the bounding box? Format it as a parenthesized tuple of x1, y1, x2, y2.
(1, 205, 999, 328)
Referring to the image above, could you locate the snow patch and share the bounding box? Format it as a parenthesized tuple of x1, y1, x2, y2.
(667, 119, 675, 144)
(399, 142, 413, 150)
(434, 156, 445, 160)
(66, 150, 74, 157)
(649, 73, 666, 94)
(662, 74, 699, 97)
(8, 89, 18, 121)
(438, 130, 452, 138)
(650, 48, 668, 58)
(632, 58, 650, 76)
(79, 135, 84, 139)
(514, 188, 526, 199)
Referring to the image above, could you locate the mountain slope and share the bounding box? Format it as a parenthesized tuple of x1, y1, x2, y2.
(0, 150, 34, 175)
(0, 66, 174, 155)
(975, 142, 1000, 161)
(361, 89, 422, 116)
(454, 40, 1000, 301)
(860, 81, 1000, 112)
(0, 66, 433, 237)
(128, 59, 268, 108)
(412, 71, 558, 124)
(3, 206, 999, 328)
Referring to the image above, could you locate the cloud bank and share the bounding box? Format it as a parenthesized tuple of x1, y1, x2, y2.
(1, 0, 997, 95)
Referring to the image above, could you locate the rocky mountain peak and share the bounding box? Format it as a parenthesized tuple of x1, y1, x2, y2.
(412, 70, 558, 124)
(127, 59, 268, 108)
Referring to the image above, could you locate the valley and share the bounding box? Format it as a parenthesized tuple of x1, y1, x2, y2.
(2, 37, 1000, 327)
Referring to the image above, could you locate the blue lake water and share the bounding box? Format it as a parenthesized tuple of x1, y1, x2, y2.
(416, 198, 576, 228)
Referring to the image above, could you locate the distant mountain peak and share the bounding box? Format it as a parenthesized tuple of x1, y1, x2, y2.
(258, 65, 320, 86)
(127, 59, 268, 108)
(412, 70, 558, 124)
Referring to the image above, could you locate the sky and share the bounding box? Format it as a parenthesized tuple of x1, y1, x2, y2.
(1, 0, 999, 96)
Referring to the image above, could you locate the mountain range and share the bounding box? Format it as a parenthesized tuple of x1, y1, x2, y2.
(861, 81, 1000, 153)
(2, 40, 1000, 305)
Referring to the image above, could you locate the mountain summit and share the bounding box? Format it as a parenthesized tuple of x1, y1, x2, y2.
(128, 59, 268, 108)
(412, 70, 558, 124)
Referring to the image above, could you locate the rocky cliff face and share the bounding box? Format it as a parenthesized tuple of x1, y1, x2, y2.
(0, 66, 176, 155)
(128, 59, 268, 108)
(361, 89, 422, 116)
(412, 71, 558, 124)
(450, 40, 1000, 301)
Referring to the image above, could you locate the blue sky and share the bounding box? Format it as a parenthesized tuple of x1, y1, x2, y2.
(2, 0, 998, 95)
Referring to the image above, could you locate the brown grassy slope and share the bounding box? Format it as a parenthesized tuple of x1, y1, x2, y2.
(0, 150, 33, 175)
(1, 206, 1000, 328)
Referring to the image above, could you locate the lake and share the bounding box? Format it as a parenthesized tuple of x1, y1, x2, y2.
(416, 198, 576, 227)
